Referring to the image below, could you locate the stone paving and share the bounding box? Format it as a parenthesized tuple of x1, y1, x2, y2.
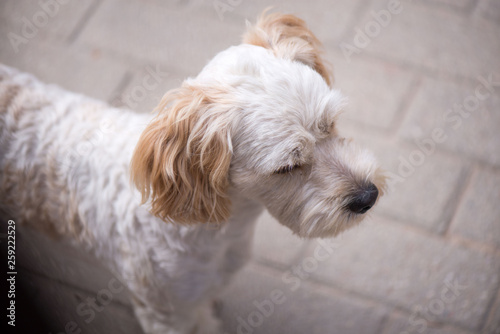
(1, 0, 499, 333)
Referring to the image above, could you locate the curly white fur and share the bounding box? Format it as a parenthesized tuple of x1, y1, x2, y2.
(0, 12, 385, 334)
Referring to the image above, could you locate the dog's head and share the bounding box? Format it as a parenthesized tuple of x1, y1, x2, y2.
(131, 12, 386, 238)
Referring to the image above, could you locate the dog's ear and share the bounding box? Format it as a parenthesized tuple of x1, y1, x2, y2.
(243, 10, 333, 86)
(130, 85, 232, 224)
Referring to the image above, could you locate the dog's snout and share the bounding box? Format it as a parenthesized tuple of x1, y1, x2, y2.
(348, 183, 379, 214)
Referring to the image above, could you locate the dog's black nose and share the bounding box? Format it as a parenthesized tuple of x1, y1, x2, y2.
(348, 183, 379, 214)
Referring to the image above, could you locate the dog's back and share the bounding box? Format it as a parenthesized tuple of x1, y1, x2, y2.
(1, 64, 61, 234)
(0, 64, 146, 242)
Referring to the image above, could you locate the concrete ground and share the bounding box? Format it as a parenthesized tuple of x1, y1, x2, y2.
(1, 0, 499, 333)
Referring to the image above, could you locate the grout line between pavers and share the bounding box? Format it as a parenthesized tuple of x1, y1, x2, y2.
(376, 312, 391, 334)
(471, 1, 500, 24)
(342, 120, 396, 141)
(397, 135, 500, 173)
(375, 209, 446, 236)
(388, 73, 422, 140)
(466, 155, 500, 176)
(464, 0, 480, 17)
(252, 257, 291, 272)
(383, 308, 476, 334)
(349, 49, 485, 87)
(419, 0, 480, 17)
(16, 264, 133, 308)
(480, 284, 500, 333)
(66, 0, 102, 45)
(442, 165, 477, 237)
(286, 267, 431, 330)
(372, 211, 446, 239)
(438, 162, 474, 234)
(304, 270, 484, 334)
(249, 260, 391, 310)
(250, 254, 406, 328)
(108, 70, 134, 106)
(377, 199, 500, 254)
(371, 212, 500, 259)
(289, 239, 315, 265)
(75, 38, 199, 79)
(253, 238, 329, 273)
(335, 0, 373, 46)
(479, 280, 500, 333)
(446, 234, 500, 258)
(329, 0, 475, 48)
(379, 310, 396, 334)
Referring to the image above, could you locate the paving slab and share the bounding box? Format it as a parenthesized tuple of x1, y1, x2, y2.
(422, 0, 477, 12)
(482, 289, 500, 334)
(476, 0, 500, 23)
(76, 0, 244, 76)
(398, 76, 500, 167)
(0, 32, 128, 101)
(335, 125, 468, 233)
(0, 0, 95, 50)
(449, 166, 500, 248)
(304, 216, 500, 330)
(331, 52, 414, 130)
(16, 226, 131, 305)
(220, 263, 386, 334)
(374, 144, 468, 234)
(338, 0, 500, 78)
(195, 0, 363, 44)
(111, 64, 187, 114)
(252, 211, 309, 267)
(18, 270, 142, 334)
(383, 311, 473, 334)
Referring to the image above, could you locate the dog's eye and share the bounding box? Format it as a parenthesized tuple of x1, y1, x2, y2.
(274, 164, 301, 175)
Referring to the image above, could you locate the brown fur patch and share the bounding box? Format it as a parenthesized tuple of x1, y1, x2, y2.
(0, 83, 21, 116)
(130, 85, 232, 224)
(243, 11, 333, 86)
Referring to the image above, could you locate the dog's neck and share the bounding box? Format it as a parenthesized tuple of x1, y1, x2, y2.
(224, 188, 264, 232)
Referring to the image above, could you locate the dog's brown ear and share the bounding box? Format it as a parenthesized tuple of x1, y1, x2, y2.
(243, 10, 333, 86)
(130, 85, 232, 224)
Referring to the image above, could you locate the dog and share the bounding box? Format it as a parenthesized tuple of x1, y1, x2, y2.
(0, 11, 386, 334)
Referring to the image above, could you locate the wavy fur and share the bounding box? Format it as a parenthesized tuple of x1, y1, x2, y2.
(243, 10, 333, 86)
(131, 84, 233, 224)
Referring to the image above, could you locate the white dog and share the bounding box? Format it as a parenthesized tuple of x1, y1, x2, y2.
(0, 12, 385, 334)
